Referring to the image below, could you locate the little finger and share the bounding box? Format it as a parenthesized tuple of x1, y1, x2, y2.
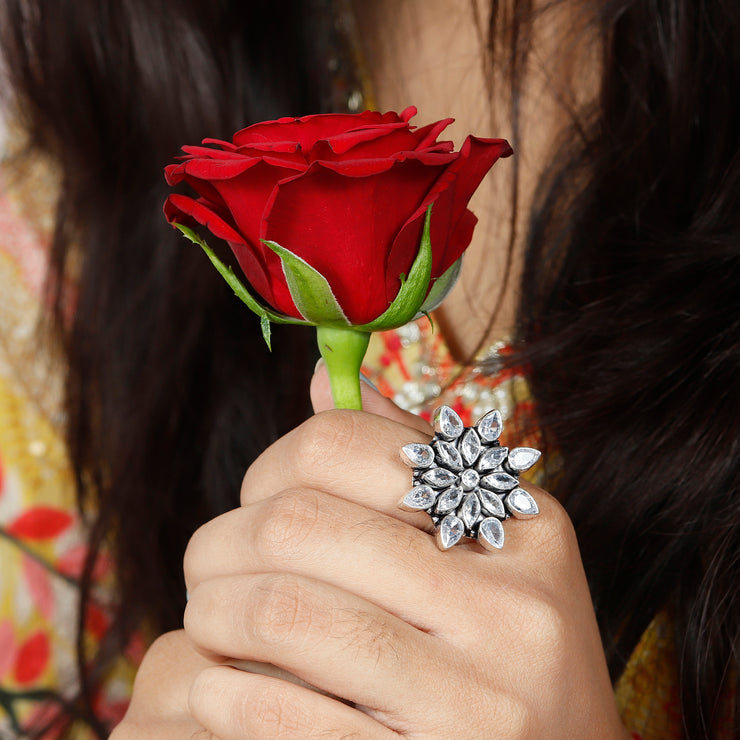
(189, 665, 399, 739)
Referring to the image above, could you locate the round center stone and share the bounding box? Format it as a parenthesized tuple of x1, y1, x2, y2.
(460, 468, 480, 491)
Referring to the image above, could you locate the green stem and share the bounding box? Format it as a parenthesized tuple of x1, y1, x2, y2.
(316, 325, 371, 410)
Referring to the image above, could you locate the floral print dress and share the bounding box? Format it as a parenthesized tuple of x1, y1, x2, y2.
(0, 129, 138, 738)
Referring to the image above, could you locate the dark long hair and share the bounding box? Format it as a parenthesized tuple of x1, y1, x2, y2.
(1, 0, 738, 738)
(489, 1, 740, 737)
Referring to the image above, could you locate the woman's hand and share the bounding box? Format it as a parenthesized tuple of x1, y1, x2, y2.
(113, 368, 630, 739)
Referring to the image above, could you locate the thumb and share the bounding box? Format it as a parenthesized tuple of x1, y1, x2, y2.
(310, 360, 433, 435)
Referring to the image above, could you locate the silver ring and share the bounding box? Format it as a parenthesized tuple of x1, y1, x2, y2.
(399, 406, 541, 550)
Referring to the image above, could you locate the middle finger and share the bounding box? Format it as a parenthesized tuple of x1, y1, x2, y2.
(184, 489, 479, 636)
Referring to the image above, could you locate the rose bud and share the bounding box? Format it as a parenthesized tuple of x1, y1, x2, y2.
(164, 107, 512, 408)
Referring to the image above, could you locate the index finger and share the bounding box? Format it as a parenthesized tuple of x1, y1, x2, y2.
(240, 409, 432, 530)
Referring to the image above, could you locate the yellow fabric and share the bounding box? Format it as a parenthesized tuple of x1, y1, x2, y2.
(0, 141, 138, 738)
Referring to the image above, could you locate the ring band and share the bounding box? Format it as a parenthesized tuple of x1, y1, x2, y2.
(399, 406, 541, 550)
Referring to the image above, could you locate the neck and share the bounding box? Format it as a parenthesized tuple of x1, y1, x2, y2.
(353, 0, 599, 360)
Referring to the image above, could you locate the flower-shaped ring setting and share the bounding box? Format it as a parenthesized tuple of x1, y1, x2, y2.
(400, 406, 541, 550)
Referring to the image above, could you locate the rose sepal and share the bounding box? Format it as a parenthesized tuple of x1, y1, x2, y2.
(260, 204, 438, 333)
(415, 255, 462, 317)
(261, 239, 350, 325)
(174, 223, 310, 350)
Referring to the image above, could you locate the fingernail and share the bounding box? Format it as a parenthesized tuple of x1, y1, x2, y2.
(360, 373, 379, 392)
(314, 357, 325, 373)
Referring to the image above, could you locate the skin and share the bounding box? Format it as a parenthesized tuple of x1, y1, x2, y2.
(112, 369, 630, 739)
(355, 0, 600, 357)
(113, 3, 631, 737)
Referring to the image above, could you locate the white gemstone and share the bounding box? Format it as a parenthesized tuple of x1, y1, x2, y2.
(434, 440, 463, 471)
(400, 443, 435, 469)
(433, 406, 464, 440)
(476, 409, 503, 442)
(460, 468, 480, 491)
(399, 485, 436, 511)
(481, 471, 518, 491)
(507, 447, 541, 472)
(459, 429, 482, 466)
(435, 486, 463, 514)
(476, 445, 508, 472)
(422, 467, 458, 488)
(437, 515, 465, 550)
(505, 488, 539, 519)
(461, 492, 482, 529)
(478, 517, 505, 550)
(479, 490, 506, 518)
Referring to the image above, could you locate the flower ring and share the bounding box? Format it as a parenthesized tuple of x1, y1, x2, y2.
(399, 406, 541, 550)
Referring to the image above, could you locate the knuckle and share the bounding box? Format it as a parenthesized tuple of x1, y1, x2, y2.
(249, 683, 308, 738)
(524, 594, 568, 651)
(183, 580, 232, 648)
(256, 489, 323, 560)
(333, 607, 399, 666)
(183, 520, 212, 589)
(121, 630, 189, 723)
(139, 630, 187, 671)
(493, 693, 530, 738)
(293, 410, 358, 477)
(534, 495, 579, 563)
(249, 574, 318, 646)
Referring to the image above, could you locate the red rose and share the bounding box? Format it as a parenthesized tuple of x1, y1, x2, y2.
(164, 107, 512, 326)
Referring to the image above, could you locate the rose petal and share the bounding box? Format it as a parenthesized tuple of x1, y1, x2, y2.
(170, 156, 266, 182)
(180, 145, 247, 159)
(233, 110, 403, 149)
(163, 194, 288, 314)
(412, 117, 455, 150)
(261, 159, 447, 324)
(164, 194, 243, 244)
(310, 123, 416, 160)
(202, 137, 238, 151)
(388, 136, 513, 283)
(204, 161, 313, 315)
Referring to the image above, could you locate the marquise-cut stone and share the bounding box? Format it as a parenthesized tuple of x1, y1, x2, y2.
(399, 485, 436, 511)
(434, 440, 463, 471)
(433, 406, 464, 440)
(481, 471, 518, 491)
(459, 429, 482, 467)
(435, 486, 463, 514)
(476, 409, 503, 442)
(505, 488, 539, 518)
(422, 467, 458, 488)
(476, 445, 508, 472)
(478, 517, 505, 550)
(507, 447, 541, 472)
(400, 443, 435, 469)
(437, 515, 465, 550)
(479, 490, 506, 518)
(461, 492, 482, 529)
